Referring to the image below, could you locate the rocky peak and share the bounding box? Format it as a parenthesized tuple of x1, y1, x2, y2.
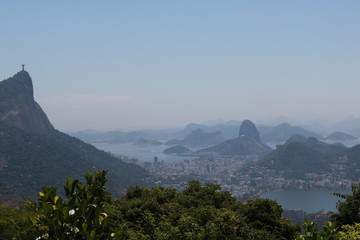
(0, 71, 33, 101)
(238, 120, 261, 142)
(0, 71, 54, 134)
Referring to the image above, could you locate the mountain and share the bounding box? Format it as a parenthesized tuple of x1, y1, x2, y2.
(0, 71, 54, 134)
(163, 145, 193, 155)
(198, 137, 272, 156)
(239, 120, 261, 142)
(198, 120, 272, 156)
(325, 132, 357, 141)
(259, 122, 321, 144)
(345, 144, 360, 178)
(300, 118, 360, 137)
(258, 142, 331, 178)
(255, 135, 347, 178)
(286, 135, 347, 156)
(166, 128, 225, 147)
(0, 71, 151, 203)
(332, 118, 360, 137)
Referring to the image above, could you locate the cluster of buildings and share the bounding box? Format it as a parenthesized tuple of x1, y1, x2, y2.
(135, 154, 354, 201)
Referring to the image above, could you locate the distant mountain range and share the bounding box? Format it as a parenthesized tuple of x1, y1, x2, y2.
(0, 71, 151, 203)
(71, 121, 344, 146)
(300, 119, 360, 137)
(174, 122, 241, 139)
(325, 132, 357, 141)
(331, 119, 360, 137)
(71, 116, 360, 149)
(258, 123, 321, 144)
(71, 130, 149, 144)
(166, 128, 225, 147)
(70, 121, 242, 143)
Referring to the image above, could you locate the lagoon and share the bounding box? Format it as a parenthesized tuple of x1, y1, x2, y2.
(260, 190, 351, 213)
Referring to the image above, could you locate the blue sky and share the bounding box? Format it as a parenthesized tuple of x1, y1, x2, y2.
(1, 1, 359, 131)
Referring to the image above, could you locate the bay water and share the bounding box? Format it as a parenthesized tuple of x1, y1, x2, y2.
(92, 142, 201, 162)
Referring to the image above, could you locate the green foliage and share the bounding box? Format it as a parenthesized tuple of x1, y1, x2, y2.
(2, 173, 300, 239)
(338, 223, 360, 240)
(21, 170, 114, 240)
(332, 183, 360, 227)
(0, 204, 34, 240)
(294, 220, 360, 240)
(107, 180, 298, 239)
(295, 219, 339, 240)
(244, 198, 299, 240)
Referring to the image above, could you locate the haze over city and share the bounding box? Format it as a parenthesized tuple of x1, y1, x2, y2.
(1, 1, 359, 131)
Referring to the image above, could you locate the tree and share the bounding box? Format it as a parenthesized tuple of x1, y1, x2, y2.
(338, 223, 360, 240)
(106, 180, 299, 240)
(244, 198, 299, 240)
(0, 204, 34, 240)
(332, 183, 360, 227)
(21, 170, 114, 240)
(4, 175, 300, 239)
(294, 219, 339, 240)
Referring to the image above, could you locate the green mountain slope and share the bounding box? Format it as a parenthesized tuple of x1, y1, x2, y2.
(0, 117, 150, 204)
(253, 136, 347, 179)
(258, 142, 331, 178)
(344, 144, 360, 178)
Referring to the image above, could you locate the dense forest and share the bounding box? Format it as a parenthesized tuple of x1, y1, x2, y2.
(1, 171, 360, 240)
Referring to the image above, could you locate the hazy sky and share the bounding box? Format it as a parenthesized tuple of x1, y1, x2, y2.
(1, 1, 359, 131)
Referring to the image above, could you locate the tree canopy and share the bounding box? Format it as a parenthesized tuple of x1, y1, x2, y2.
(4, 171, 360, 240)
(1, 171, 299, 240)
